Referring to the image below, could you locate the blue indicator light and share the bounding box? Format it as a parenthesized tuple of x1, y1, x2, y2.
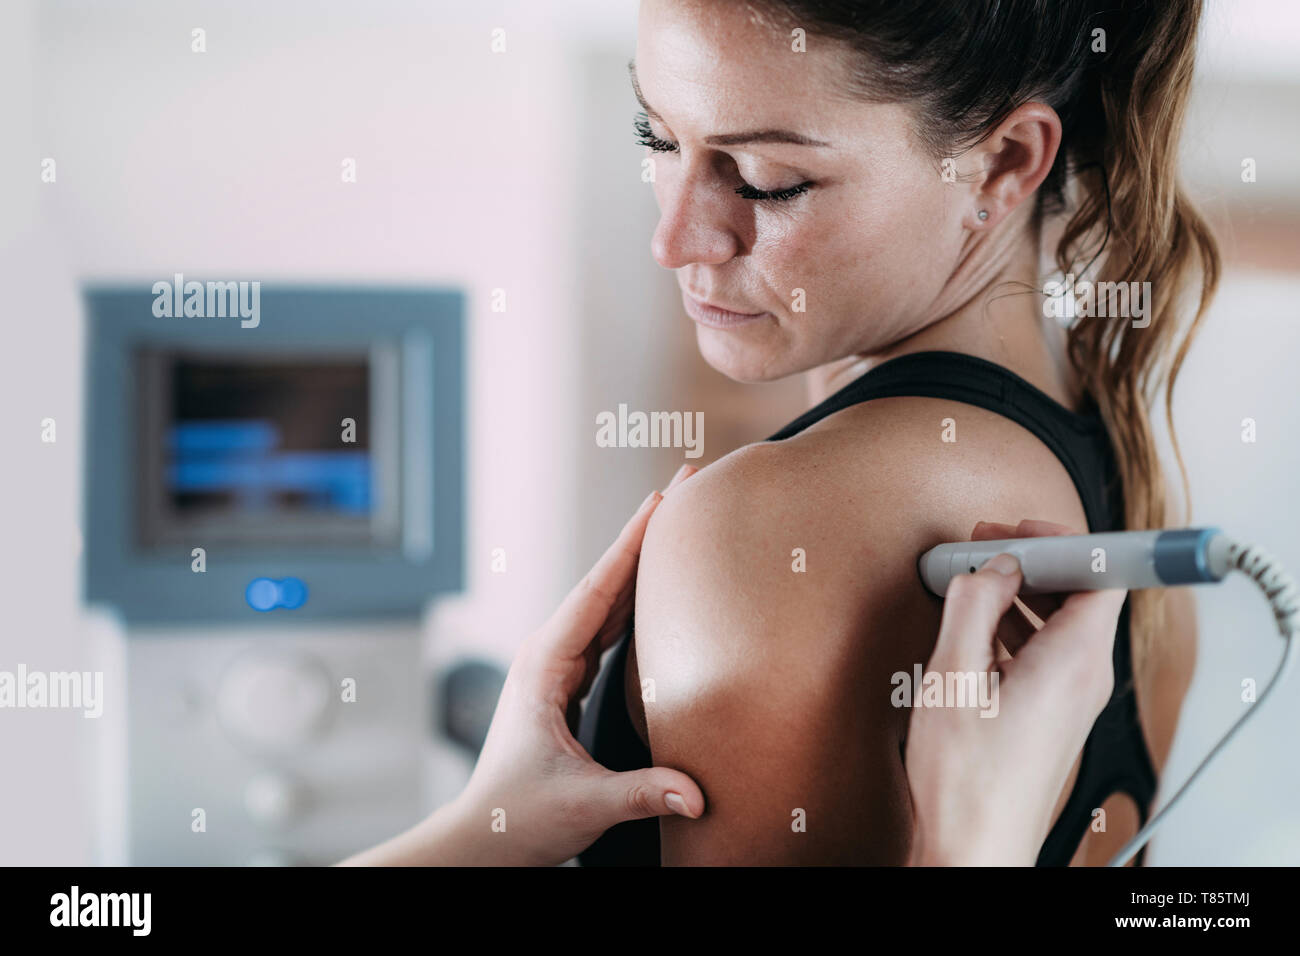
(278, 577, 308, 609)
(245, 577, 309, 612)
(246, 577, 279, 612)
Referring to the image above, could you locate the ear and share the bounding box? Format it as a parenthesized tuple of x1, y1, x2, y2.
(962, 102, 1062, 231)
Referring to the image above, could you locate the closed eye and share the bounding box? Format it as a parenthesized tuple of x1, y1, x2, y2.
(734, 181, 812, 202)
(634, 112, 814, 204)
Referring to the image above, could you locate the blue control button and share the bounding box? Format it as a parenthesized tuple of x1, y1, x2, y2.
(246, 577, 310, 612)
(246, 578, 280, 612)
(278, 577, 308, 609)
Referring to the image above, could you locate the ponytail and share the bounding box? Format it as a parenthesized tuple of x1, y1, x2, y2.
(1057, 0, 1221, 669)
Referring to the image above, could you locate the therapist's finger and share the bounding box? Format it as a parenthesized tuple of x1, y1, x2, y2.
(1017, 586, 1127, 704)
(932, 555, 1024, 673)
(970, 520, 1019, 540)
(539, 490, 661, 660)
(1003, 519, 1080, 651)
(565, 590, 636, 709)
(1013, 518, 1076, 537)
(666, 463, 697, 491)
(539, 466, 697, 662)
(971, 519, 1078, 654)
(596, 766, 706, 825)
(969, 523, 1037, 643)
(593, 587, 636, 649)
(593, 466, 694, 643)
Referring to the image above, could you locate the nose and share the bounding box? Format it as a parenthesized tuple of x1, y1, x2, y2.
(650, 176, 742, 270)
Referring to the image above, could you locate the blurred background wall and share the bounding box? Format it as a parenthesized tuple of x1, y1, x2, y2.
(0, 0, 1296, 865)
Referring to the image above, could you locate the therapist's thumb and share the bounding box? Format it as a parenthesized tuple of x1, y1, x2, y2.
(598, 767, 705, 825)
(932, 554, 1023, 672)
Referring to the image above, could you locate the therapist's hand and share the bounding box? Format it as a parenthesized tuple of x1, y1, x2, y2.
(905, 519, 1128, 867)
(341, 465, 704, 866)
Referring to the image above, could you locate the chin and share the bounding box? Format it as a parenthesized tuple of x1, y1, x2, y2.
(695, 324, 795, 384)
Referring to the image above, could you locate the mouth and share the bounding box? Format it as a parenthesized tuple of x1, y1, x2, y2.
(681, 291, 770, 330)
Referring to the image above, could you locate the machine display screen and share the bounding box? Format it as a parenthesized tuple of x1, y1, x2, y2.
(136, 350, 399, 549)
(168, 359, 371, 516)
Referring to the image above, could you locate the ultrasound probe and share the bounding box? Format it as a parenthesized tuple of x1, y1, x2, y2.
(917, 528, 1300, 866)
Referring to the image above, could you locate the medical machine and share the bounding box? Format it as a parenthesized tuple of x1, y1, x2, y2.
(83, 285, 464, 865)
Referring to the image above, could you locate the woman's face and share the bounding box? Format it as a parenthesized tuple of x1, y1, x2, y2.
(635, 0, 971, 382)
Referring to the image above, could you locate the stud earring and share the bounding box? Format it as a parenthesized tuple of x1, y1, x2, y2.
(977, 209, 989, 221)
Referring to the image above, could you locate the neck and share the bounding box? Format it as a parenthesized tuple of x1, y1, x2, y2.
(806, 202, 1078, 410)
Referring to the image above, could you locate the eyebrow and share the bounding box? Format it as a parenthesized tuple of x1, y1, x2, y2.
(627, 59, 833, 149)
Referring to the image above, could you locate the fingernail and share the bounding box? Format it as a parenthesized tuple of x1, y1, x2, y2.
(664, 792, 691, 817)
(984, 553, 1020, 576)
(668, 464, 694, 487)
(640, 490, 662, 512)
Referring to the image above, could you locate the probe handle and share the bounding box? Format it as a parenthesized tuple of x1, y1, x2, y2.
(917, 528, 1228, 596)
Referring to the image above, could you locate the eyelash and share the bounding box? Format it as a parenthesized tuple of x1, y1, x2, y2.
(734, 181, 811, 202)
(633, 113, 677, 154)
(633, 112, 813, 203)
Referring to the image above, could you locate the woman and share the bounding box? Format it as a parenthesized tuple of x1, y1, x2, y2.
(578, 0, 1218, 865)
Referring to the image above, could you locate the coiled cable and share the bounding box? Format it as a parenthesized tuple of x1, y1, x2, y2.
(1107, 539, 1300, 866)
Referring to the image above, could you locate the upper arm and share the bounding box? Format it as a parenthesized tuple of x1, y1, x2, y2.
(631, 399, 1091, 864)
(633, 444, 934, 864)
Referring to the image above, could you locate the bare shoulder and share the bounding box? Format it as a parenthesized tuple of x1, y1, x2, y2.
(644, 392, 1090, 557)
(632, 394, 1092, 863)
(638, 393, 1091, 636)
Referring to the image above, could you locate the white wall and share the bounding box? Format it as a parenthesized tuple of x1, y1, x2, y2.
(0, 0, 647, 864)
(1156, 272, 1300, 864)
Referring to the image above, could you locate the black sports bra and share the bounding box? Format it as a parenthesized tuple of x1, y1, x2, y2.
(577, 349, 1157, 866)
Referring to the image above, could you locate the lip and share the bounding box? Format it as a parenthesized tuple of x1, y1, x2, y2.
(681, 291, 770, 329)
